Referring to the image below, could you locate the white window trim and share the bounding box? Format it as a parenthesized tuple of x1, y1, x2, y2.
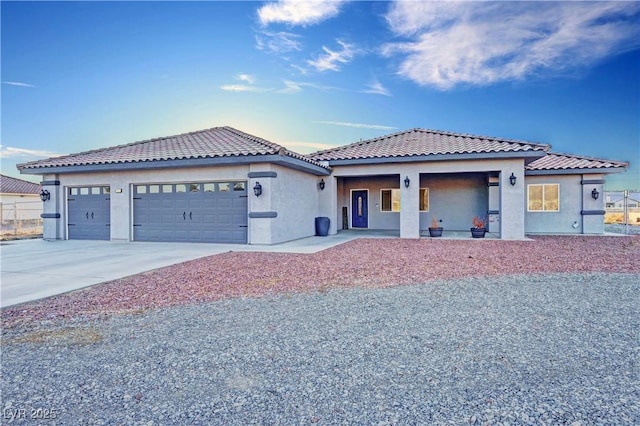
(527, 183, 560, 212)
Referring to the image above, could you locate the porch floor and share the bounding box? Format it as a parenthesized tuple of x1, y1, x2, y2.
(337, 229, 499, 240)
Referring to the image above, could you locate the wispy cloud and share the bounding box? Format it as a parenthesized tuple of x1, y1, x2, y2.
(2, 81, 35, 88)
(0, 145, 61, 159)
(278, 80, 303, 94)
(361, 79, 391, 96)
(256, 31, 302, 54)
(308, 40, 355, 72)
(257, 0, 346, 27)
(237, 74, 256, 84)
(220, 74, 271, 92)
(220, 84, 270, 93)
(278, 80, 344, 94)
(314, 121, 397, 131)
(382, 1, 640, 90)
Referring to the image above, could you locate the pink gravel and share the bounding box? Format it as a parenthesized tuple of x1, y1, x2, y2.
(2, 236, 639, 330)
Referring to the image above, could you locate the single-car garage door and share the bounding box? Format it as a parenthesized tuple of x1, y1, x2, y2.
(67, 186, 111, 240)
(133, 181, 248, 243)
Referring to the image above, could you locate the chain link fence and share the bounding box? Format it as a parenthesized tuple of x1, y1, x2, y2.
(604, 190, 640, 235)
(0, 200, 43, 239)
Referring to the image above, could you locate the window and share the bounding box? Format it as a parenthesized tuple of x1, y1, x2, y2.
(136, 186, 147, 194)
(381, 189, 401, 212)
(203, 183, 215, 192)
(175, 184, 187, 193)
(528, 184, 559, 212)
(162, 184, 173, 193)
(419, 188, 429, 211)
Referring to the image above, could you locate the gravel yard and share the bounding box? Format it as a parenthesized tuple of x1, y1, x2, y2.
(1, 236, 639, 424)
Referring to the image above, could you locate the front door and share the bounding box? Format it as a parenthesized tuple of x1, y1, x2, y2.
(351, 190, 368, 228)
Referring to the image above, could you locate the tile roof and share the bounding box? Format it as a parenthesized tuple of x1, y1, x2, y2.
(0, 174, 41, 194)
(526, 153, 629, 172)
(308, 128, 550, 162)
(17, 126, 328, 171)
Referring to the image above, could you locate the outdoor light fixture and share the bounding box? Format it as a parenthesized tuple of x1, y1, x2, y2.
(39, 189, 50, 202)
(509, 173, 517, 186)
(253, 182, 262, 197)
(591, 188, 599, 200)
(319, 179, 325, 190)
(404, 176, 410, 188)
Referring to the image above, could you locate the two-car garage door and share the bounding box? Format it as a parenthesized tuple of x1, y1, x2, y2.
(132, 181, 248, 243)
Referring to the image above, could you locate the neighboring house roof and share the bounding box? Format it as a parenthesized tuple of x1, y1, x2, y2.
(606, 193, 640, 204)
(0, 174, 41, 194)
(525, 152, 629, 175)
(308, 128, 550, 164)
(17, 126, 330, 175)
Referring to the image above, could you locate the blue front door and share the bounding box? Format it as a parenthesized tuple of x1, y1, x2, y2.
(351, 190, 368, 228)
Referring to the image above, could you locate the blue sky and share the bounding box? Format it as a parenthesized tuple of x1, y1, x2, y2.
(1, 1, 639, 190)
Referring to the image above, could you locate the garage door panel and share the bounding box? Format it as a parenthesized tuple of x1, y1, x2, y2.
(68, 187, 110, 240)
(133, 182, 247, 243)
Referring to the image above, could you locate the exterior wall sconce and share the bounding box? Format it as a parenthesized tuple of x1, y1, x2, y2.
(40, 189, 50, 202)
(591, 188, 599, 200)
(404, 176, 410, 188)
(509, 173, 517, 186)
(253, 182, 262, 197)
(319, 179, 325, 190)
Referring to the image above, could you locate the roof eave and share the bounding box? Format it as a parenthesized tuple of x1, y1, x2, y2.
(525, 167, 627, 176)
(319, 150, 546, 166)
(18, 154, 331, 176)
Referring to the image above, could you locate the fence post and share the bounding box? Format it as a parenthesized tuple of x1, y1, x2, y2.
(624, 190, 629, 235)
(13, 201, 18, 235)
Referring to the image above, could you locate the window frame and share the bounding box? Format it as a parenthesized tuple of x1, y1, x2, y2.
(419, 188, 429, 212)
(527, 183, 560, 212)
(380, 188, 401, 212)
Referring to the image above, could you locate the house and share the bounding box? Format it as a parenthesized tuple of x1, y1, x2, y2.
(0, 174, 43, 225)
(16, 126, 628, 243)
(605, 192, 640, 209)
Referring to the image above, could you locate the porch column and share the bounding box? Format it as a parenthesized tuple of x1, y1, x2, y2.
(499, 168, 525, 239)
(317, 175, 337, 235)
(400, 171, 420, 238)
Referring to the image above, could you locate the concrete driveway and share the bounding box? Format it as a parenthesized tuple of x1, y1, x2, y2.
(0, 239, 239, 308)
(0, 233, 373, 308)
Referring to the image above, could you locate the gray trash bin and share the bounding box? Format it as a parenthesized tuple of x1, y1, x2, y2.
(315, 217, 330, 236)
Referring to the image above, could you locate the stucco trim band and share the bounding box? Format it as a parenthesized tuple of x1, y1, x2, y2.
(248, 172, 278, 178)
(249, 211, 278, 218)
(526, 169, 623, 176)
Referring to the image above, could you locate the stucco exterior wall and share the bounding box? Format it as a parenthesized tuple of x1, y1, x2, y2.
(418, 173, 488, 231)
(338, 175, 400, 230)
(524, 173, 606, 234)
(332, 158, 525, 239)
(42, 163, 324, 244)
(44, 165, 253, 241)
(255, 164, 320, 245)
